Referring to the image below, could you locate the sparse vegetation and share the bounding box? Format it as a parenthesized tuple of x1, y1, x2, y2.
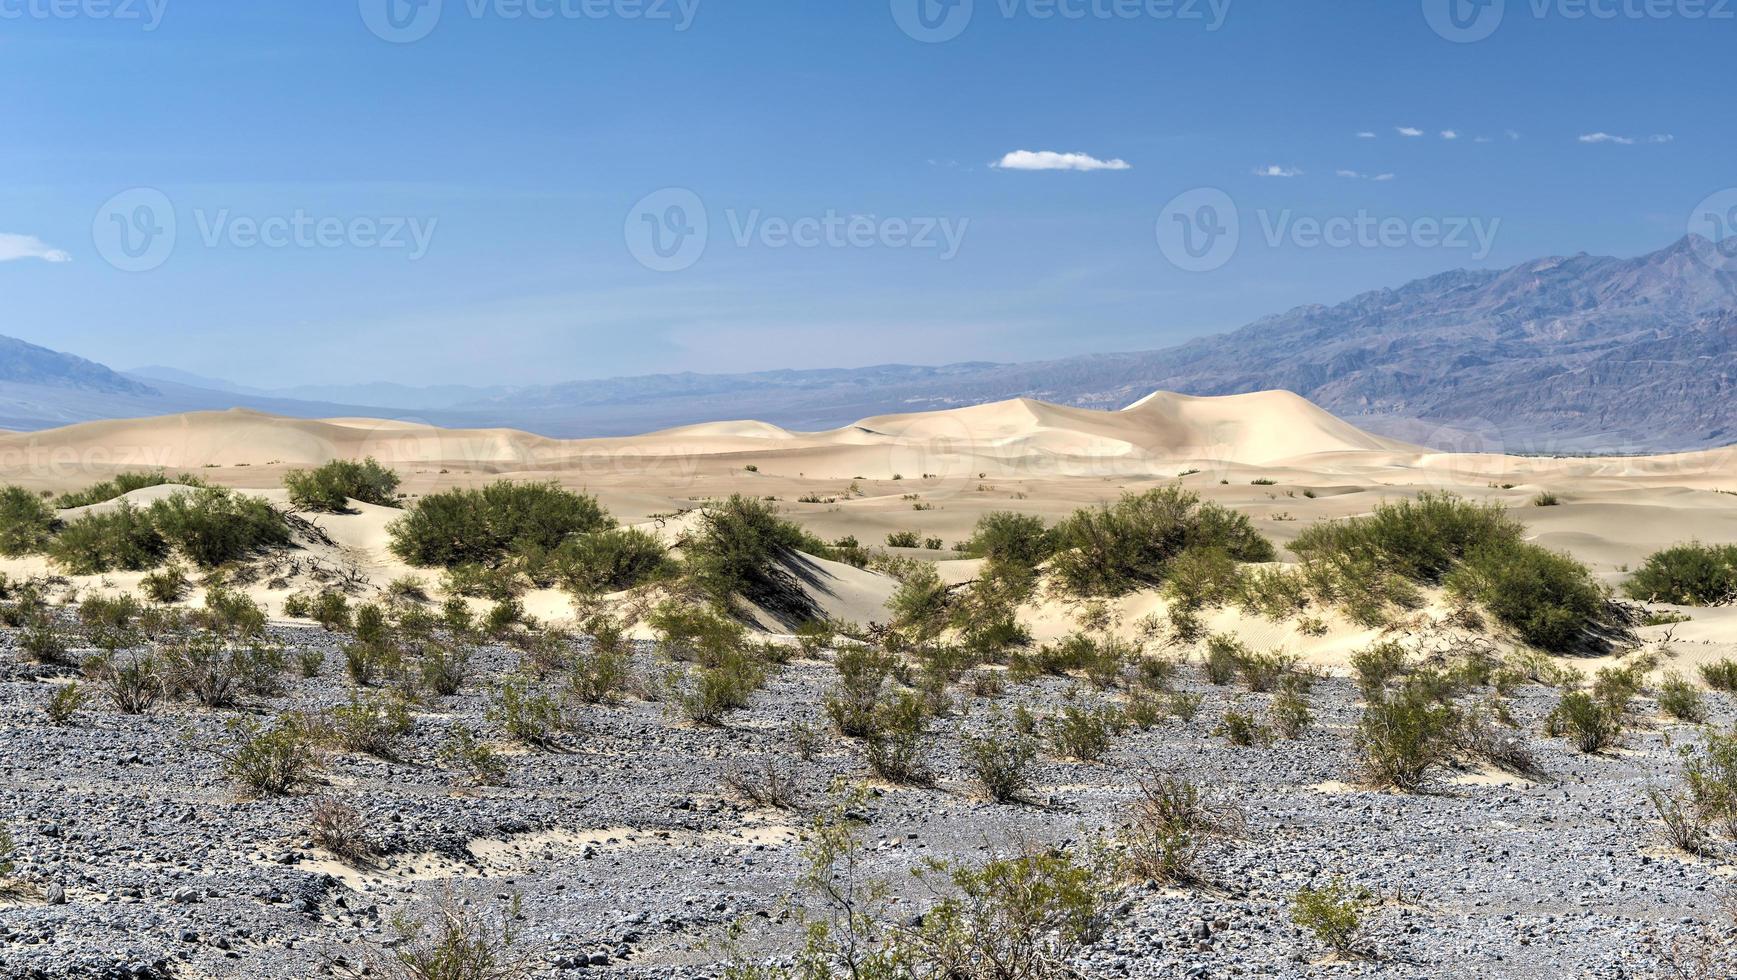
(1291, 878, 1372, 957)
(1051, 486, 1275, 597)
(1626, 542, 1737, 607)
(284, 458, 403, 512)
(387, 482, 613, 569)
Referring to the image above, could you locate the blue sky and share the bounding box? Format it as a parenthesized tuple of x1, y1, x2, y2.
(0, 0, 1728, 388)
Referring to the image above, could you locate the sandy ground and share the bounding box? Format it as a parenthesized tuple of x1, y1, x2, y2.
(1, 390, 1732, 664)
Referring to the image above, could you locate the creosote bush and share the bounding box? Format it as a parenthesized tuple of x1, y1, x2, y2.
(283, 458, 402, 512)
(1626, 542, 1737, 607)
(388, 481, 613, 569)
(1355, 680, 1460, 791)
(1291, 878, 1373, 957)
(964, 708, 1039, 803)
(1122, 773, 1244, 886)
(552, 527, 672, 595)
(1050, 486, 1275, 598)
(54, 471, 208, 509)
(222, 714, 323, 797)
(0, 486, 57, 556)
(682, 494, 829, 619)
(381, 892, 531, 980)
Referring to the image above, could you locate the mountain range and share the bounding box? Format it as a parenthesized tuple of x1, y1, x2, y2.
(9, 233, 1736, 453)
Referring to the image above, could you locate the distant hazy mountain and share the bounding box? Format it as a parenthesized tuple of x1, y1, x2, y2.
(8, 234, 1737, 451)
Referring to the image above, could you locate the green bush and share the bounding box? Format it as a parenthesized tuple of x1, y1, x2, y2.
(864, 690, 934, 785)
(148, 490, 292, 567)
(283, 458, 402, 512)
(1292, 492, 1522, 585)
(552, 527, 672, 594)
(1447, 540, 1607, 652)
(1544, 690, 1621, 754)
(328, 693, 413, 757)
(825, 645, 896, 737)
(649, 600, 748, 666)
(1703, 659, 1737, 692)
(1122, 774, 1243, 885)
(1213, 705, 1270, 747)
(1047, 701, 1121, 762)
(54, 471, 206, 508)
(964, 709, 1038, 803)
(963, 512, 1056, 568)
(437, 724, 508, 787)
(222, 714, 322, 797)
(1051, 486, 1275, 597)
(0, 486, 57, 556)
(669, 652, 766, 726)
(683, 494, 827, 617)
(1625, 542, 1737, 607)
(140, 564, 191, 603)
(887, 561, 951, 641)
(387, 481, 613, 568)
(885, 530, 922, 549)
(1355, 683, 1460, 790)
(569, 618, 633, 705)
(489, 677, 568, 747)
(1657, 671, 1707, 722)
(1291, 879, 1372, 955)
(1349, 640, 1409, 697)
(46, 503, 169, 574)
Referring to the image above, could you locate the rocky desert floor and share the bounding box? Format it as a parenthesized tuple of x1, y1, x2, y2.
(3, 614, 1735, 980)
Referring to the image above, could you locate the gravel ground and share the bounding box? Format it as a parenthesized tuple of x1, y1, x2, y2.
(1, 616, 1732, 979)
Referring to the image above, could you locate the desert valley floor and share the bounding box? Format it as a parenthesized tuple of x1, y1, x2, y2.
(2, 390, 1736, 979)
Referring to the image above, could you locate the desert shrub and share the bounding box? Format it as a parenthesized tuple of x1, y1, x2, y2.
(329, 694, 413, 757)
(1355, 683, 1460, 790)
(864, 691, 934, 785)
(1291, 879, 1372, 956)
(1235, 565, 1311, 620)
(1293, 492, 1521, 584)
(18, 616, 70, 665)
(140, 564, 191, 603)
(420, 644, 470, 697)
(383, 893, 530, 980)
(1544, 690, 1622, 754)
(904, 847, 1116, 974)
(825, 645, 897, 737)
(283, 458, 402, 512)
(0, 486, 57, 556)
(1202, 634, 1245, 685)
(1447, 540, 1608, 653)
(159, 633, 250, 707)
(1531, 491, 1561, 507)
(1213, 704, 1270, 747)
(552, 527, 672, 594)
(309, 797, 378, 865)
(963, 709, 1038, 803)
(222, 714, 322, 797)
(1047, 700, 1121, 762)
(1702, 659, 1737, 692)
(148, 490, 292, 567)
(1051, 486, 1275, 597)
(1626, 542, 1737, 607)
(669, 652, 766, 726)
(438, 724, 508, 786)
(885, 530, 922, 549)
(1646, 784, 1711, 856)
(886, 561, 952, 642)
(202, 586, 268, 638)
(296, 649, 325, 679)
(388, 481, 613, 568)
(489, 678, 567, 747)
(54, 471, 207, 509)
(353, 603, 390, 647)
(963, 511, 1056, 568)
(683, 494, 828, 618)
(1236, 648, 1296, 693)
(1592, 662, 1647, 717)
(1271, 681, 1314, 739)
(90, 652, 163, 714)
(1122, 773, 1244, 885)
(45, 682, 86, 725)
(47, 503, 169, 573)
(649, 601, 747, 666)
(1658, 671, 1709, 722)
(1349, 640, 1409, 697)
(723, 760, 800, 810)
(1162, 546, 1243, 613)
(567, 615, 632, 703)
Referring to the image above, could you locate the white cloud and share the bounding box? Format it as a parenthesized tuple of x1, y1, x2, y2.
(1373, 173, 1396, 181)
(1579, 132, 1634, 145)
(1254, 165, 1302, 178)
(991, 150, 1131, 172)
(1473, 135, 1492, 143)
(1506, 129, 1522, 141)
(1396, 126, 1424, 137)
(1337, 170, 1397, 181)
(0, 233, 71, 264)
(1440, 130, 1459, 140)
(1355, 131, 1377, 139)
(0, 234, 71, 264)
(1335, 169, 1362, 178)
(1648, 133, 1675, 143)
